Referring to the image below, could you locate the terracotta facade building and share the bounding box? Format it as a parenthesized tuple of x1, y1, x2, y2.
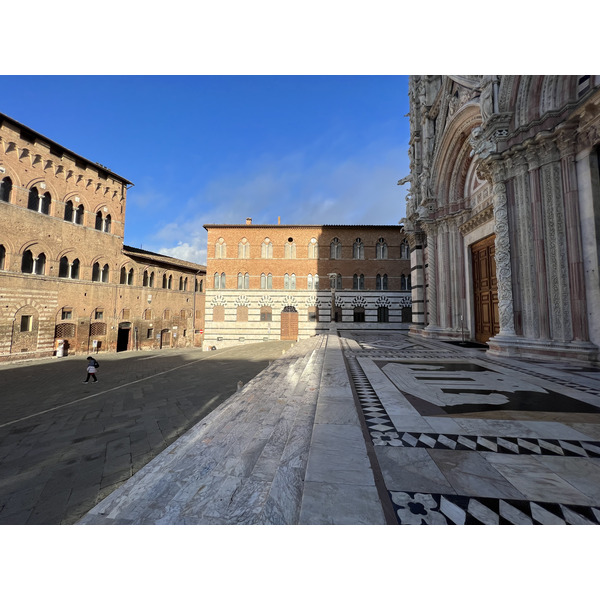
(203, 220, 412, 349)
(0, 112, 205, 362)
(403, 75, 600, 363)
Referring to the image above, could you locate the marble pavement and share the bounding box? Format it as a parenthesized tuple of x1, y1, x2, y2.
(79, 330, 600, 525)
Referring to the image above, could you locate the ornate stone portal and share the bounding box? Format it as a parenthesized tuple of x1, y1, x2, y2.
(401, 75, 600, 364)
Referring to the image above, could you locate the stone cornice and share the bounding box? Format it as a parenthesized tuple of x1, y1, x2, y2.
(458, 204, 494, 236)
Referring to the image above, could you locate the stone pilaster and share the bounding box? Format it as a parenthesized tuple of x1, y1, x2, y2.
(557, 125, 590, 341)
(407, 230, 425, 331)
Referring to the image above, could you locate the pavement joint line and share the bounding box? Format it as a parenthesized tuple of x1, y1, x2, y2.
(0, 345, 263, 430)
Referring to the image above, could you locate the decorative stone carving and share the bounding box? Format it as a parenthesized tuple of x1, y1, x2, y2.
(234, 295, 250, 307)
(491, 178, 516, 336)
(211, 295, 227, 307)
(257, 295, 273, 307)
(351, 295, 367, 308)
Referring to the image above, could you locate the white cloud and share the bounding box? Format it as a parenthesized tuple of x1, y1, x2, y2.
(157, 242, 206, 266)
(148, 137, 410, 261)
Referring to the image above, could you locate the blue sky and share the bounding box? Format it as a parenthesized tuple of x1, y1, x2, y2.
(1, 75, 411, 265)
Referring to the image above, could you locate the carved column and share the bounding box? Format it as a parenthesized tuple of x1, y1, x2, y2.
(557, 126, 590, 341)
(489, 161, 516, 337)
(422, 223, 438, 330)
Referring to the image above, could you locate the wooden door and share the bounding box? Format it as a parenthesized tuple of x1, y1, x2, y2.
(471, 235, 499, 343)
(280, 306, 298, 341)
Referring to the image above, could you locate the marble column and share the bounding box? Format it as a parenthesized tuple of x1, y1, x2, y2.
(407, 230, 425, 330)
(511, 153, 537, 338)
(526, 146, 551, 340)
(422, 223, 438, 331)
(490, 163, 516, 337)
(558, 128, 590, 341)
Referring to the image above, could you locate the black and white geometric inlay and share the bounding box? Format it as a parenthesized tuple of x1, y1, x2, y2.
(372, 430, 600, 458)
(389, 491, 600, 525)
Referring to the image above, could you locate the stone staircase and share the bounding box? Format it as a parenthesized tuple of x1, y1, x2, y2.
(79, 335, 327, 524)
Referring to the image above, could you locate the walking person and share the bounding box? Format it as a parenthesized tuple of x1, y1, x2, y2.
(83, 356, 99, 383)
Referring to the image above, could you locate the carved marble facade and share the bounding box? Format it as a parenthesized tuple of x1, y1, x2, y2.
(402, 75, 600, 363)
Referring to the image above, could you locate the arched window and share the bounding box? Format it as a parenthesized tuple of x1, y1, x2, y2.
(401, 274, 411, 291)
(64, 200, 74, 222)
(353, 274, 364, 290)
(353, 238, 364, 259)
(21, 250, 34, 273)
(400, 242, 410, 259)
(220, 273, 226, 289)
(214, 272, 221, 289)
(307, 274, 313, 290)
(261, 238, 273, 258)
(330, 273, 342, 289)
(238, 238, 250, 258)
(28, 188, 39, 211)
(261, 273, 266, 289)
(285, 239, 296, 259)
(183, 277, 187, 291)
(35, 253, 46, 275)
(0, 244, 5, 270)
(314, 274, 319, 290)
(215, 238, 226, 258)
(143, 271, 149, 287)
(284, 273, 290, 289)
(0, 177, 12, 203)
(330, 237, 341, 259)
(75, 204, 84, 225)
(71, 258, 80, 279)
(92, 262, 101, 282)
(104, 214, 111, 233)
(128, 268, 134, 285)
(179, 276, 183, 290)
(168, 275, 173, 289)
(376, 238, 388, 259)
(149, 272, 155, 287)
(237, 273, 243, 289)
(59, 256, 69, 278)
(308, 238, 319, 258)
(267, 273, 272, 289)
(41, 193, 51, 215)
(120, 267, 127, 284)
(290, 274, 296, 290)
(376, 274, 388, 290)
(101, 264, 109, 283)
(260, 306, 272, 322)
(163, 273, 168, 288)
(95, 211, 103, 231)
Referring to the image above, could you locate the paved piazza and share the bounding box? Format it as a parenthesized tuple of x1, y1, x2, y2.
(342, 332, 600, 525)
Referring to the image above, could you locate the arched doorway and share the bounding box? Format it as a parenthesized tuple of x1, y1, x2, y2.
(117, 322, 132, 352)
(471, 235, 499, 343)
(280, 306, 298, 341)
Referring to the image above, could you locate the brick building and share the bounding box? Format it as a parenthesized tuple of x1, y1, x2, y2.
(203, 219, 412, 349)
(0, 112, 205, 362)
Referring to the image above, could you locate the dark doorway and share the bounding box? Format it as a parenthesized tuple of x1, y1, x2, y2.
(160, 329, 171, 349)
(117, 322, 131, 352)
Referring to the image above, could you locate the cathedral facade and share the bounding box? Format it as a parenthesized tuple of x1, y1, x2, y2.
(403, 76, 600, 363)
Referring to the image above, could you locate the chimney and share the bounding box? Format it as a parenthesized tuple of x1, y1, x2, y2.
(246, 217, 252, 225)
